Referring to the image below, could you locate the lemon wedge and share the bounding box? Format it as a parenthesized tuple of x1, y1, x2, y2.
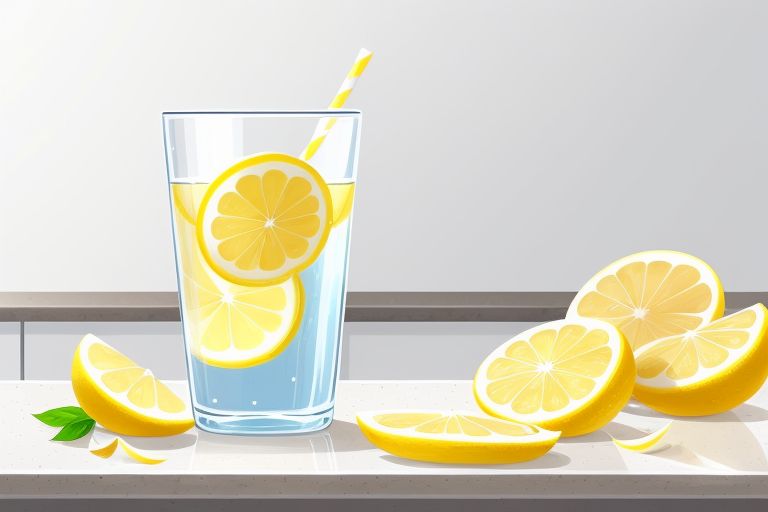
(71, 334, 194, 437)
(633, 303, 768, 416)
(473, 318, 635, 436)
(356, 410, 560, 464)
(568, 250, 724, 351)
(197, 153, 332, 286)
(171, 182, 207, 225)
(328, 182, 355, 227)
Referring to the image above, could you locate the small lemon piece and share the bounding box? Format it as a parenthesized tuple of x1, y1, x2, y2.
(612, 422, 676, 454)
(71, 334, 194, 437)
(473, 318, 635, 436)
(633, 303, 768, 416)
(356, 410, 560, 464)
(568, 250, 724, 351)
(197, 153, 332, 286)
(171, 182, 207, 225)
(328, 182, 355, 226)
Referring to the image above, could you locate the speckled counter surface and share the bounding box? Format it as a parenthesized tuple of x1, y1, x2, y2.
(1, 381, 768, 499)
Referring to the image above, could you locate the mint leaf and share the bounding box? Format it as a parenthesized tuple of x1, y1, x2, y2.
(51, 418, 95, 441)
(33, 406, 91, 427)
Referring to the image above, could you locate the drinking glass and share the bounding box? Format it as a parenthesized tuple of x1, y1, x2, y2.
(162, 111, 361, 434)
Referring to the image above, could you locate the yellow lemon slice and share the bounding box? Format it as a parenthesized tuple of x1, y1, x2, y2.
(71, 334, 194, 437)
(171, 182, 207, 225)
(568, 250, 725, 351)
(356, 410, 560, 464)
(633, 303, 768, 416)
(473, 318, 635, 436)
(181, 244, 304, 368)
(328, 182, 355, 227)
(197, 153, 332, 286)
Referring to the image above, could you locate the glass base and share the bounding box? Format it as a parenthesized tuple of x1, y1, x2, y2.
(193, 406, 335, 435)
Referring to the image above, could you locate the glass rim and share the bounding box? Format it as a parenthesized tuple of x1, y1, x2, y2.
(162, 109, 361, 119)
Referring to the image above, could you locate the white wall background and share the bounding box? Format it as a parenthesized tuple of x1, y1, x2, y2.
(1, 0, 766, 292)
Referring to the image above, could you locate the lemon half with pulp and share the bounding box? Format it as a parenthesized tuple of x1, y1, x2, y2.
(633, 303, 768, 416)
(474, 318, 635, 436)
(568, 250, 724, 351)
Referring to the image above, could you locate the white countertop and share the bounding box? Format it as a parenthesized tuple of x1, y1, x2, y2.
(2, 380, 768, 499)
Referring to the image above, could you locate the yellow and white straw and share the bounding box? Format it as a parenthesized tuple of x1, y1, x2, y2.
(301, 48, 373, 161)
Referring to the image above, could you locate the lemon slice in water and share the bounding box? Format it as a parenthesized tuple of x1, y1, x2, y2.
(197, 153, 332, 286)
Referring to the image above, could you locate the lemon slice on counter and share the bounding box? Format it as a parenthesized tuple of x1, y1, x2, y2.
(71, 334, 194, 437)
(567, 250, 724, 351)
(180, 237, 304, 368)
(328, 182, 355, 227)
(473, 318, 635, 436)
(197, 153, 332, 286)
(356, 410, 560, 464)
(633, 303, 768, 416)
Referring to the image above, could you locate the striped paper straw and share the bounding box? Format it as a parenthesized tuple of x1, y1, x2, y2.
(300, 48, 373, 161)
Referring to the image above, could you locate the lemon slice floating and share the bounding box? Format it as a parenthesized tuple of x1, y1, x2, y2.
(568, 250, 725, 351)
(181, 242, 304, 368)
(172, 182, 207, 225)
(197, 153, 332, 286)
(473, 318, 635, 436)
(356, 410, 560, 464)
(328, 182, 355, 227)
(71, 334, 194, 437)
(633, 303, 768, 416)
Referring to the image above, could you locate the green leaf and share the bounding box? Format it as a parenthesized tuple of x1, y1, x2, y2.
(33, 406, 90, 427)
(51, 418, 95, 441)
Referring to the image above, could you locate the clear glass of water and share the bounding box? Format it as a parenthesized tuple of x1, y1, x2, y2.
(162, 111, 361, 434)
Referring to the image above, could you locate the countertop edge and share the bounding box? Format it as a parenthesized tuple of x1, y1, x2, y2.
(0, 292, 765, 322)
(1, 473, 767, 499)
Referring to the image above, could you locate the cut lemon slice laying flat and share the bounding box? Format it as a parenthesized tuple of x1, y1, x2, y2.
(71, 334, 194, 437)
(568, 250, 725, 351)
(633, 303, 768, 416)
(197, 153, 332, 286)
(356, 410, 560, 464)
(474, 318, 635, 436)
